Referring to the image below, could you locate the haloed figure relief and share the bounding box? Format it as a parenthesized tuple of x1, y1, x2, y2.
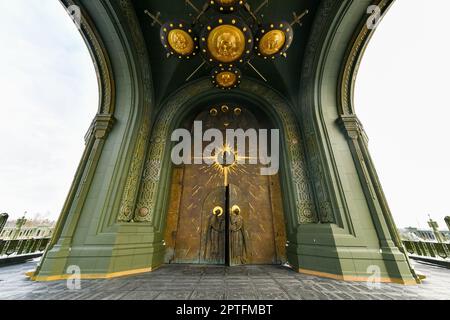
(230, 205, 249, 265)
(166, 106, 287, 265)
(204, 206, 225, 263)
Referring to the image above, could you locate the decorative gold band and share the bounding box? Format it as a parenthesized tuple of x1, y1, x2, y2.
(298, 268, 420, 286)
(27, 266, 157, 282)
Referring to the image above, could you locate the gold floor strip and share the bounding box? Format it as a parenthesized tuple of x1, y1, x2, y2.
(298, 268, 419, 285)
(27, 267, 156, 282)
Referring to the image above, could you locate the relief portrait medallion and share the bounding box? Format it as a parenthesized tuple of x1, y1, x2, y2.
(207, 25, 246, 63)
(216, 71, 238, 88)
(168, 29, 195, 55)
(259, 30, 286, 56)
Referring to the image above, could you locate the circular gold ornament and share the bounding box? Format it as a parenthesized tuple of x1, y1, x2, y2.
(207, 25, 246, 63)
(210, 108, 219, 117)
(255, 22, 293, 59)
(167, 29, 194, 55)
(259, 30, 286, 56)
(216, 71, 237, 88)
(211, 66, 242, 89)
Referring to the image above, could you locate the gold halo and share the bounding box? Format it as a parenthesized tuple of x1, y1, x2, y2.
(231, 205, 241, 214)
(168, 29, 194, 55)
(208, 25, 246, 63)
(216, 71, 237, 88)
(259, 30, 286, 56)
(213, 206, 224, 217)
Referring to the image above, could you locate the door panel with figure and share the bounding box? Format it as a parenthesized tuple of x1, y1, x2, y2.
(164, 105, 287, 265)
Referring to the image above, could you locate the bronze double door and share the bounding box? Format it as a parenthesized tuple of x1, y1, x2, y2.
(164, 106, 287, 266)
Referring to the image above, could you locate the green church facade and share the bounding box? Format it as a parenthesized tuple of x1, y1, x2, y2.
(32, 0, 419, 284)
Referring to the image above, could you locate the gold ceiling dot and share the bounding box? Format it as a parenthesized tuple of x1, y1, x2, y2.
(210, 108, 218, 116)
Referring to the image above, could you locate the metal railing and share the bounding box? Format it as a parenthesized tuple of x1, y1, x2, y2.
(403, 240, 450, 260)
(0, 237, 50, 257)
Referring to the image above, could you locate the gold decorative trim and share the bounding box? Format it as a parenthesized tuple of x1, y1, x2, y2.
(28, 266, 158, 282)
(298, 268, 419, 285)
(339, 0, 394, 115)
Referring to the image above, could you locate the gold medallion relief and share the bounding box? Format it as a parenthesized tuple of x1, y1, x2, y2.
(208, 25, 246, 63)
(216, 71, 237, 88)
(168, 29, 194, 55)
(259, 30, 286, 56)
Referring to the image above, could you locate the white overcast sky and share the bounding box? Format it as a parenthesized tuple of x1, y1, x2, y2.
(0, 1, 449, 230)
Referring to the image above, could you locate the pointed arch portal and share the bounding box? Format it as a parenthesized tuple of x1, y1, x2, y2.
(32, 0, 418, 285)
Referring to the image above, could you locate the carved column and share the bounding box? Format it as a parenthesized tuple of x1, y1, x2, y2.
(339, 114, 404, 252)
(45, 113, 114, 249)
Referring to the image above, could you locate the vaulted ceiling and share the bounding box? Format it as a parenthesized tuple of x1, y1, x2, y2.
(131, 0, 320, 106)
